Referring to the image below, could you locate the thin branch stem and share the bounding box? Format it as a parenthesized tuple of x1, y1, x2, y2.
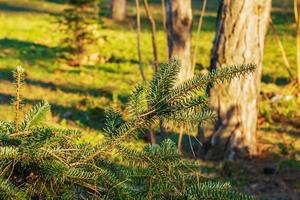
(177, 125, 184, 151)
(192, 0, 207, 72)
(161, 0, 168, 59)
(14, 67, 24, 135)
(143, 0, 159, 71)
(136, 0, 146, 81)
(269, 19, 293, 79)
(294, 0, 299, 24)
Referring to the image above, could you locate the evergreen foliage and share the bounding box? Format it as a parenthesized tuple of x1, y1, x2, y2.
(0, 61, 255, 199)
(58, 0, 99, 66)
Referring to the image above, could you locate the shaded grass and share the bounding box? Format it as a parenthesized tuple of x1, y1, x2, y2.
(0, 0, 299, 130)
(0, 0, 65, 14)
(0, 0, 299, 138)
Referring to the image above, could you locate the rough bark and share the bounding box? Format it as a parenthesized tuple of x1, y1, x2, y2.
(206, 0, 271, 160)
(166, 0, 192, 150)
(111, 0, 126, 22)
(166, 0, 193, 82)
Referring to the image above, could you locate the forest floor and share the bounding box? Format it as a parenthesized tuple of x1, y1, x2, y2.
(0, 0, 299, 199)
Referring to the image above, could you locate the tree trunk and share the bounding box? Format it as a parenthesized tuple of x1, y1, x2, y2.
(111, 0, 126, 22)
(166, 0, 193, 82)
(206, 0, 271, 160)
(166, 0, 192, 150)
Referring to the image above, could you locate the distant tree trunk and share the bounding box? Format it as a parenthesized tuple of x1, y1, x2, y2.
(205, 0, 271, 160)
(111, 0, 126, 21)
(166, 0, 193, 82)
(166, 0, 192, 150)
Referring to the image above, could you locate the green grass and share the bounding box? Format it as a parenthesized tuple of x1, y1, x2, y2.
(0, 0, 299, 140)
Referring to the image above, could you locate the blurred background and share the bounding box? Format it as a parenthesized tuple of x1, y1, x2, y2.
(0, 0, 299, 198)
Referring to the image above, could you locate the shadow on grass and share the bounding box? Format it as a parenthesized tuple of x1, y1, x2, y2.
(0, 38, 64, 66)
(261, 74, 291, 86)
(0, 2, 61, 15)
(0, 93, 107, 130)
(27, 79, 113, 100)
(260, 126, 300, 139)
(0, 68, 13, 82)
(0, 67, 113, 100)
(44, 0, 67, 4)
(0, 66, 131, 130)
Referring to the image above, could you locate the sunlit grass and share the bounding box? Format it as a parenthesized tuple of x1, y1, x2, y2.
(0, 0, 299, 147)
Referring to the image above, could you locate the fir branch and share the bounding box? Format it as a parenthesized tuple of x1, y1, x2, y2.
(167, 63, 256, 103)
(165, 110, 217, 124)
(21, 101, 50, 131)
(186, 182, 255, 199)
(0, 177, 27, 200)
(0, 147, 18, 159)
(127, 83, 148, 118)
(13, 66, 25, 135)
(0, 64, 255, 199)
(147, 60, 180, 107)
(166, 95, 208, 113)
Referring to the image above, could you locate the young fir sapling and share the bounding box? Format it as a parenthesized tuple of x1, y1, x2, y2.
(0, 61, 255, 199)
(58, 0, 99, 66)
